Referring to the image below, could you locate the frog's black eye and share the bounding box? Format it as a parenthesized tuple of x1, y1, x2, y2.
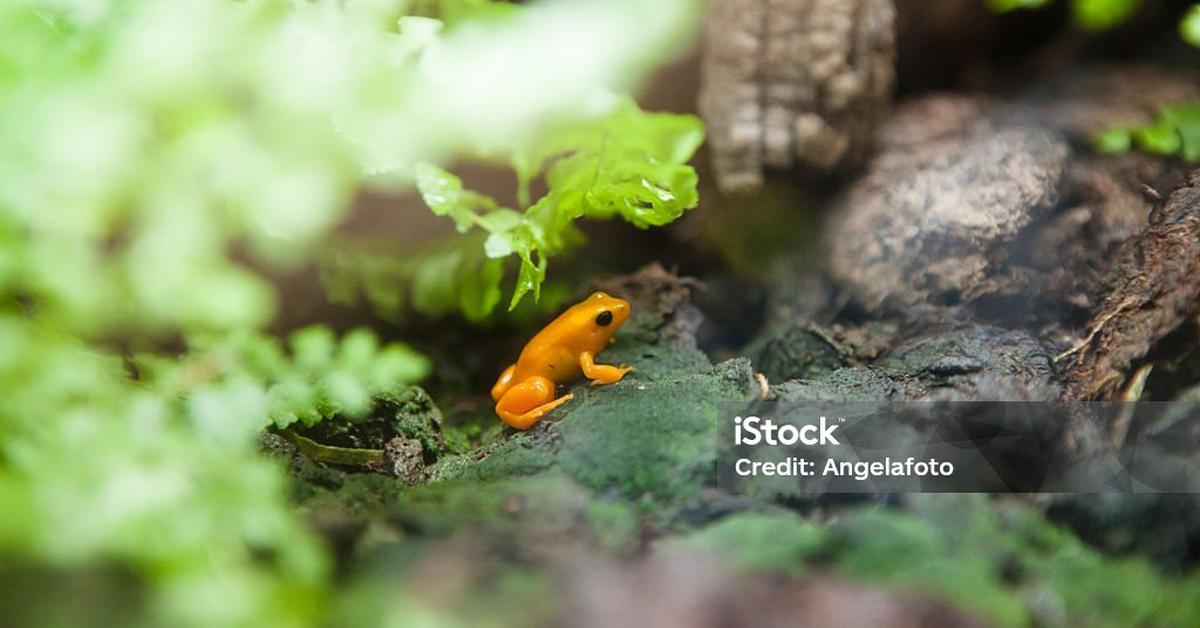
(595, 310, 613, 327)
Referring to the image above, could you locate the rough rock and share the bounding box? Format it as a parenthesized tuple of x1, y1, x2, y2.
(753, 319, 1061, 402)
(878, 324, 1059, 399)
(824, 67, 1196, 324)
(826, 110, 1069, 310)
(752, 323, 847, 384)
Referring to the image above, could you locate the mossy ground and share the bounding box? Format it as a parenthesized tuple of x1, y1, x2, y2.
(282, 281, 1200, 627)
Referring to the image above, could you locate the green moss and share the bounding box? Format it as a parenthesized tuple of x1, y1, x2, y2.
(424, 352, 752, 521)
(584, 499, 643, 554)
(293, 386, 446, 458)
(660, 511, 829, 577)
(837, 497, 1200, 627)
(827, 504, 1025, 627)
(555, 359, 752, 511)
(429, 430, 559, 484)
(380, 387, 446, 456)
(748, 325, 845, 383)
(667, 496, 1200, 628)
(390, 472, 640, 553)
(333, 559, 559, 628)
(771, 367, 909, 401)
(601, 310, 711, 380)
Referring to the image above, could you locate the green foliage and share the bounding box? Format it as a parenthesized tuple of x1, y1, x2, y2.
(987, 0, 1145, 31)
(986, 0, 1053, 12)
(1071, 0, 1140, 30)
(993, 0, 1200, 161)
(0, 317, 331, 627)
(0, 0, 701, 625)
(322, 95, 705, 321)
(405, 0, 519, 25)
(413, 98, 704, 313)
(135, 328, 430, 430)
(1098, 103, 1200, 161)
(1182, 4, 1200, 46)
(319, 234, 576, 322)
(660, 512, 828, 577)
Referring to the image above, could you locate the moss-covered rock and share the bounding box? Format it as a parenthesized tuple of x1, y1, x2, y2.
(429, 428, 559, 484)
(750, 324, 847, 383)
(426, 359, 756, 520)
(659, 510, 828, 577)
(878, 324, 1059, 399)
(301, 471, 642, 561)
(292, 386, 446, 461)
(556, 358, 754, 508)
(417, 268, 758, 520)
(770, 366, 913, 401)
(663, 495, 1200, 628)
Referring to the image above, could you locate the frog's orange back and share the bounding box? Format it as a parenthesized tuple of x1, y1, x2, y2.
(511, 292, 630, 385)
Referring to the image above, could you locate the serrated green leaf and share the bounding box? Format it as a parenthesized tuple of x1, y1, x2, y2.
(324, 369, 370, 417)
(291, 326, 337, 372)
(508, 248, 546, 310)
(414, 163, 499, 233)
(338, 328, 379, 370)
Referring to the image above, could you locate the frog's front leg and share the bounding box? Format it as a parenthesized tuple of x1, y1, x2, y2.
(495, 376, 574, 430)
(579, 351, 633, 386)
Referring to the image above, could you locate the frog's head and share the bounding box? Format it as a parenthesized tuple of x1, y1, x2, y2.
(572, 291, 630, 342)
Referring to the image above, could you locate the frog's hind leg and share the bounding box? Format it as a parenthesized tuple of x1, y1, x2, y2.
(491, 364, 517, 401)
(495, 376, 574, 430)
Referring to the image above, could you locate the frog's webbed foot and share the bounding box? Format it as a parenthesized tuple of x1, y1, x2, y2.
(588, 365, 633, 386)
(580, 351, 633, 386)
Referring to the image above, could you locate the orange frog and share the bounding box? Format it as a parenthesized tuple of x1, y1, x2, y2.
(491, 292, 633, 429)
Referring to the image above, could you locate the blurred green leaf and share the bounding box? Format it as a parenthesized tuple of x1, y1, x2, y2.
(415, 163, 502, 233)
(985, 0, 1053, 13)
(985, 0, 1146, 32)
(1070, 0, 1140, 31)
(1163, 103, 1200, 161)
(1098, 103, 1200, 162)
(1094, 128, 1132, 154)
(1182, 4, 1200, 47)
(139, 327, 431, 429)
(1133, 122, 1181, 155)
(0, 0, 703, 624)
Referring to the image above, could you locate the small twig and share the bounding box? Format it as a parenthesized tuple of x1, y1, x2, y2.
(1140, 183, 1162, 201)
(1108, 363, 1153, 447)
(754, 372, 770, 399)
(1054, 296, 1139, 363)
